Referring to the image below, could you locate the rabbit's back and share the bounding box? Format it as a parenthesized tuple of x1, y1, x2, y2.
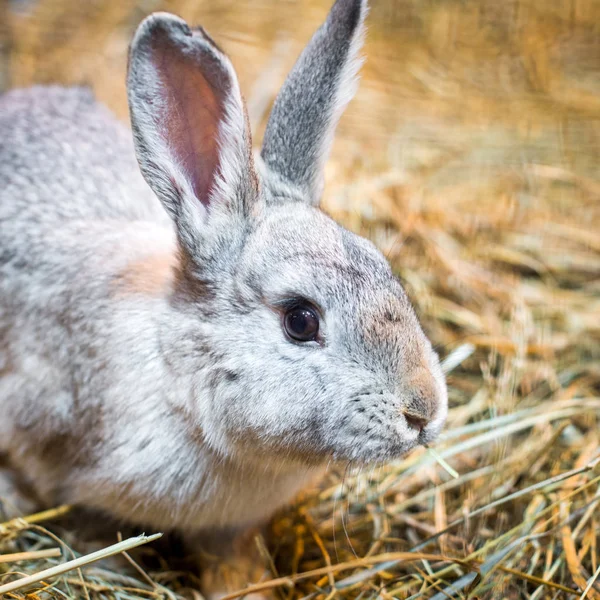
(0, 86, 167, 227)
(0, 86, 174, 463)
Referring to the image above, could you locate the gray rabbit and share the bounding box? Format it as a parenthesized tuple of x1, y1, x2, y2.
(0, 0, 447, 595)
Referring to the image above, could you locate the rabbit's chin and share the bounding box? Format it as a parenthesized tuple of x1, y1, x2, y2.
(331, 444, 419, 467)
(329, 426, 445, 466)
(273, 433, 438, 469)
(225, 435, 423, 471)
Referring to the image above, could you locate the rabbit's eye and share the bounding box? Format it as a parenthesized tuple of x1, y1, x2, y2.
(284, 306, 319, 342)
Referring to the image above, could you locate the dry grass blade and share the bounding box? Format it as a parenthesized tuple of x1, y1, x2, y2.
(496, 565, 579, 596)
(561, 502, 600, 600)
(580, 565, 600, 600)
(0, 505, 71, 534)
(0, 548, 62, 564)
(427, 447, 459, 479)
(0, 533, 162, 595)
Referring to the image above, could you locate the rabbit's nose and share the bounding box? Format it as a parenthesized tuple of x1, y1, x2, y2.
(402, 410, 430, 431)
(401, 368, 440, 431)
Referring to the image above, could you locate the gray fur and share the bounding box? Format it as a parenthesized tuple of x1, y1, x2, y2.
(0, 0, 446, 590)
(261, 0, 367, 205)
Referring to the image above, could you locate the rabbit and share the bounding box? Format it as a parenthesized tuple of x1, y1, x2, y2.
(0, 0, 447, 595)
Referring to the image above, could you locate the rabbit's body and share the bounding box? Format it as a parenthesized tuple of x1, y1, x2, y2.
(0, 87, 319, 529)
(0, 0, 448, 594)
(0, 87, 164, 223)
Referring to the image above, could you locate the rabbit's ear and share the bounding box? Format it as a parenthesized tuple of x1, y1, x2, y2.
(127, 14, 258, 244)
(260, 0, 367, 206)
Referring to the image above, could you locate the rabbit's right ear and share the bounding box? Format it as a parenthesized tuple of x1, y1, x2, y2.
(127, 14, 258, 252)
(260, 0, 367, 207)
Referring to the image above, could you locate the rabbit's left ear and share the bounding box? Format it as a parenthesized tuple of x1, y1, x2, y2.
(260, 0, 367, 206)
(127, 14, 258, 249)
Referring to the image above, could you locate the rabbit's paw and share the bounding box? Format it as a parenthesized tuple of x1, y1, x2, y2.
(200, 554, 274, 600)
(193, 529, 274, 600)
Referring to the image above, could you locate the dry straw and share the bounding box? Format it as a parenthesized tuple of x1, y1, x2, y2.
(0, 532, 162, 595)
(2, 0, 599, 598)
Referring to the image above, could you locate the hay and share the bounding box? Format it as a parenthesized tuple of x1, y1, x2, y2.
(1, 0, 599, 598)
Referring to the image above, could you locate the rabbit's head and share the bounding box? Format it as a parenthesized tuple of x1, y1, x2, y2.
(127, 0, 447, 465)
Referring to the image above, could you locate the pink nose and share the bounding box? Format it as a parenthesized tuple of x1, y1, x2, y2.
(402, 411, 430, 431)
(401, 368, 440, 431)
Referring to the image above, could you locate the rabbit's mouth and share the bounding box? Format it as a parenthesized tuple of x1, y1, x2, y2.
(326, 404, 447, 466)
(323, 383, 447, 465)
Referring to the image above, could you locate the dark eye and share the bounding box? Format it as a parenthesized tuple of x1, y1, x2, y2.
(284, 306, 319, 342)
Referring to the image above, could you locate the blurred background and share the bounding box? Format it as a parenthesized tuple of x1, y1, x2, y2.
(1, 1, 600, 598)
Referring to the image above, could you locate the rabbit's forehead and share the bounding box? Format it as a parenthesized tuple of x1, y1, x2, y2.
(257, 204, 343, 253)
(245, 205, 409, 310)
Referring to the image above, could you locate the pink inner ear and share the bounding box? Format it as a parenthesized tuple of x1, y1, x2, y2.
(152, 36, 226, 208)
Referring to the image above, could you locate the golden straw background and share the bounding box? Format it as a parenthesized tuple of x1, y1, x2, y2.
(1, 0, 600, 598)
